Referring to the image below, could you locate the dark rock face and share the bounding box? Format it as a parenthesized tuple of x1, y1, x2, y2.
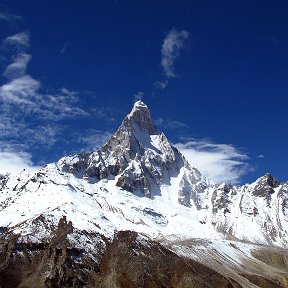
(0, 216, 107, 288)
(252, 174, 280, 198)
(212, 183, 235, 214)
(0, 224, 241, 288)
(0, 174, 9, 191)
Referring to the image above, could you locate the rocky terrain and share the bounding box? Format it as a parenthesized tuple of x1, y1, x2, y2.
(0, 101, 288, 287)
(1, 220, 288, 288)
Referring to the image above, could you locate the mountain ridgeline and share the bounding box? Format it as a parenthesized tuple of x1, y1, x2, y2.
(0, 101, 288, 288)
(60, 101, 191, 197)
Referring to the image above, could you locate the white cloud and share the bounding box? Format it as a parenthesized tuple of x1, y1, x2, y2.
(0, 122, 60, 153)
(0, 32, 90, 167)
(3, 53, 31, 79)
(90, 106, 121, 122)
(0, 151, 40, 173)
(153, 80, 168, 90)
(161, 28, 189, 78)
(155, 117, 189, 129)
(0, 12, 23, 24)
(41, 89, 89, 121)
(0, 15, 101, 173)
(0, 55, 88, 120)
(2, 32, 30, 49)
(174, 139, 250, 184)
(0, 75, 39, 105)
(77, 130, 112, 152)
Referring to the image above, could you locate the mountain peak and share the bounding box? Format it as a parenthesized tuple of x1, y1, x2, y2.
(133, 100, 147, 109)
(58, 99, 186, 196)
(262, 173, 280, 188)
(128, 100, 150, 119)
(125, 100, 158, 135)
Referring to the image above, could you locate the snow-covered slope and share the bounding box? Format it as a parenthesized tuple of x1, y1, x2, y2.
(1, 100, 287, 248)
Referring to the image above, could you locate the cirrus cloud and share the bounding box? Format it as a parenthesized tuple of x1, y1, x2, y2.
(2, 32, 30, 50)
(0, 31, 90, 169)
(3, 53, 31, 79)
(0, 32, 88, 120)
(174, 139, 251, 184)
(161, 28, 189, 78)
(155, 28, 190, 90)
(0, 11, 23, 25)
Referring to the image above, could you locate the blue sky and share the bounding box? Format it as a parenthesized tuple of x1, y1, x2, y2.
(0, 0, 287, 184)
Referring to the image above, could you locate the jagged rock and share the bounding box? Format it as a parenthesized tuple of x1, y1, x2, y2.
(252, 173, 280, 197)
(0, 217, 108, 288)
(58, 101, 190, 198)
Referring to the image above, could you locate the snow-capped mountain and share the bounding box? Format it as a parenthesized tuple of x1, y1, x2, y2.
(1, 101, 288, 287)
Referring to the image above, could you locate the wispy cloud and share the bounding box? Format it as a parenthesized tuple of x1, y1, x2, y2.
(174, 139, 251, 184)
(155, 28, 189, 90)
(155, 117, 189, 130)
(0, 23, 118, 172)
(153, 80, 168, 90)
(0, 11, 23, 25)
(0, 33, 88, 120)
(0, 151, 40, 173)
(134, 91, 144, 101)
(3, 53, 31, 79)
(257, 154, 265, 159)
(0, 75, 39, 105)
(2, 32, 30, 50)
(0, 121, 60, 153)
(90, 106, 122, 123)
(76, 130, 112, 152)
(0, 76, 88, 120)
(0, 32, 91, 170)
(161, 28, 189, 78)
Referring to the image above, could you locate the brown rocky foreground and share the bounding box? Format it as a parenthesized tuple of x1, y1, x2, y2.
(0, 217, 287, 288)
